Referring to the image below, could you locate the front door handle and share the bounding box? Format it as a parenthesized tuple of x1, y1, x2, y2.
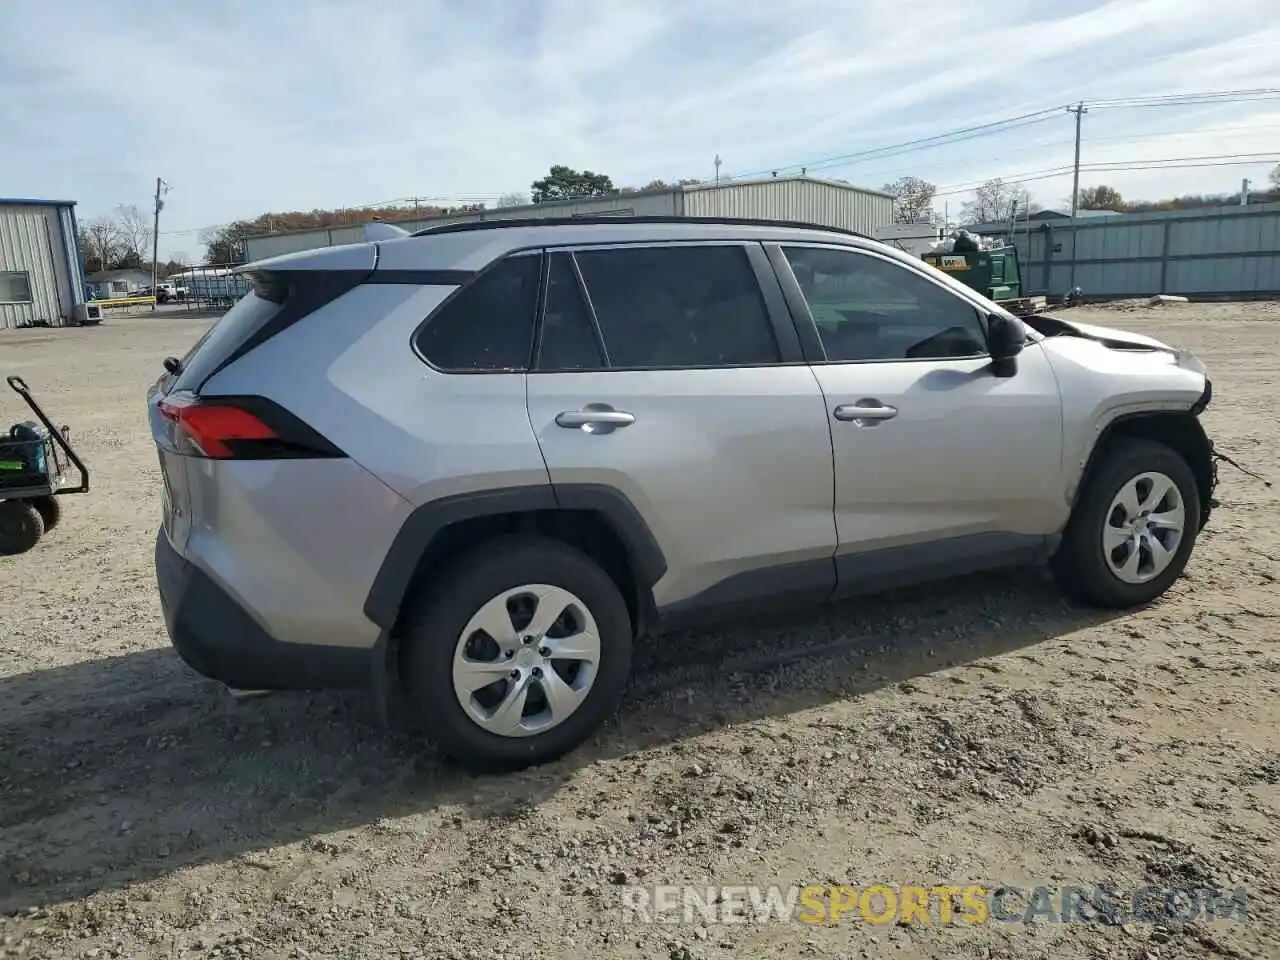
(555, 404, 635, 433)
(833, 402, 898, 423)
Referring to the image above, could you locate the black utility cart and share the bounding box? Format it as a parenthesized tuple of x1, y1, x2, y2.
(0, 376, 89, 555)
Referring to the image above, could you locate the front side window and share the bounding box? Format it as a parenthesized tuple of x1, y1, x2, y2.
(782, 246, 988, 362)
(567, 245, 780, 369)
(415, 254, 540, 371)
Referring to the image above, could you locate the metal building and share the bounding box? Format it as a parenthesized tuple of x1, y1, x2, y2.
(0, 198, 87, 330)
(242, 176, 895, 262)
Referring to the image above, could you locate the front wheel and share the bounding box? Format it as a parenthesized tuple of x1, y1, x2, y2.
(1052, 439, 1200, 608)
(399, 536, 633, 770)
(0, 500, 45, 555)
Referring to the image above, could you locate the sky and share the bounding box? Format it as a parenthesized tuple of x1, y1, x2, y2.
(2, 0, 1278, 262)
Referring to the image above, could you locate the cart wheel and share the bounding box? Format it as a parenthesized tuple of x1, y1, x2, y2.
(31, 495, 61, 532)
(0, 500, 44, 555)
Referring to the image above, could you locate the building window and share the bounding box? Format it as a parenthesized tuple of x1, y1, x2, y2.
(0, 272, 32, 304)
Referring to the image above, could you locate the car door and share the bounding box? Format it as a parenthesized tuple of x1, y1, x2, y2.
(525, 241, 838, 621)
(767, 242, 1066, 595)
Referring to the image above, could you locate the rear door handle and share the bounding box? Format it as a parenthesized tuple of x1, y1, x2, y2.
(555, 405, 635, 433)
(833, 403, 898, 423)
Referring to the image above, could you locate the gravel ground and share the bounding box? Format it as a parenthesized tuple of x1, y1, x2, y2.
(1, 302, 1277, 960)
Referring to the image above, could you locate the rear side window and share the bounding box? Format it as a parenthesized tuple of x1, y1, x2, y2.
(171, 269, 367, 392)
(415, 255, 540, 371)
(571, 245, 780, 369)
(538, 254, 605, 370)
(172, 291, 282, 393)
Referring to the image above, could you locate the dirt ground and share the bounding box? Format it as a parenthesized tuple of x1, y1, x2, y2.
(1, 302, 1277, 960)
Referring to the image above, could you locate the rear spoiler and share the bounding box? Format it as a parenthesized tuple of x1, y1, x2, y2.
(229, 221, 407, 282)
(363, 221, 410, 241)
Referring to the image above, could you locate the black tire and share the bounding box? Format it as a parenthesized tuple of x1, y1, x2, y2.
(31, 495, 61, 532)
(1052, 438, 1201, 608)
(400, 535, 633, 770)
(0, 500, 45, 555)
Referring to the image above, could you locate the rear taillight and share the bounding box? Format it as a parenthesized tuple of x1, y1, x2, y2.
(158, 393, 343, 460)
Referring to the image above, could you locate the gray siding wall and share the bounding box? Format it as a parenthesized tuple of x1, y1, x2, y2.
(0, 205, 71, 329)
(1009, 203, 1280, 298)
(681, 179, 893, 234)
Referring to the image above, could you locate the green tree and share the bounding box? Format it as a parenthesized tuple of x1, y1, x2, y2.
(1078, 185, 1126, 212)
(1269, 163, 1280, 190)
(530, 165, 615, 203)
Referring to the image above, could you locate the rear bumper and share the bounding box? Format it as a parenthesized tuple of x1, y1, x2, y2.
(155, 529, 370, 690)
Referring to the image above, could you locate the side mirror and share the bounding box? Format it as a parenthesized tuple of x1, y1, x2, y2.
(987, 313, 1024, 378)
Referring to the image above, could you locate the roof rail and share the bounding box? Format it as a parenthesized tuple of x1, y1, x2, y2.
(409, 214, 872, 241)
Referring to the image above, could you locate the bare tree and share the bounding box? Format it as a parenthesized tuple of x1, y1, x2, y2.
(81, 217, 126, 271)
(115, 203, 153, 261)
(497, 192, 529, 208)
(882, 176, 937, 224)
(959, 179, 1035, 225)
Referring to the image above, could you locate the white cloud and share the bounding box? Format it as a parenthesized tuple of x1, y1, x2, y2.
(0, 0, 1276, 257)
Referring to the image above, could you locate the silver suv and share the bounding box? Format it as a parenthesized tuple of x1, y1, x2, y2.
(148, 217, 1216, 769)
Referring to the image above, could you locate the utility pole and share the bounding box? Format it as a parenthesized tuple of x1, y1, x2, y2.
(1066, 103, 1087, 295)
(1241, 178, 1251, 206)
(151, 177, 168, 311)
(1067, 102, 1087, 217)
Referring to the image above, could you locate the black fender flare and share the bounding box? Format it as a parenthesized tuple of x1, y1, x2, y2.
(1072, 407, 1216, 528)
(362, 483, 667, 631)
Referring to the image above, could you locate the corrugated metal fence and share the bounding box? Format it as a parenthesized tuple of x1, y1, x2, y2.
(1008, 202, 1280, 299)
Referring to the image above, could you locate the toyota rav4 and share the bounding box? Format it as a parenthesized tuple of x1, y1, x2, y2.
(148, 216, 1216, 769)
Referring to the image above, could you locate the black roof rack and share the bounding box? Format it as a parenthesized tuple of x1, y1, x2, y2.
(409, 214, 872, 241)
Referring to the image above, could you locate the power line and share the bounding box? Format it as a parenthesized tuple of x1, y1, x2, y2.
(719, 86, 1280, 182)
(931, 154, 1280, 198)
(730, 108, 1064, 181)
(828, 124, 1280, 187)
(1087, 87, 1280, 108)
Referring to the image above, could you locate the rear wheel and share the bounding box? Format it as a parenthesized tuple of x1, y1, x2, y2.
(1052, 439, 1200, 608)
(0, 500, 45, 555)
(31, 495, 61, 532)
(399, 536, 633, 770)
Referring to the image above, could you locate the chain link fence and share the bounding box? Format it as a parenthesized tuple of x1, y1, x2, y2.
(158, 264, 250, 316)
